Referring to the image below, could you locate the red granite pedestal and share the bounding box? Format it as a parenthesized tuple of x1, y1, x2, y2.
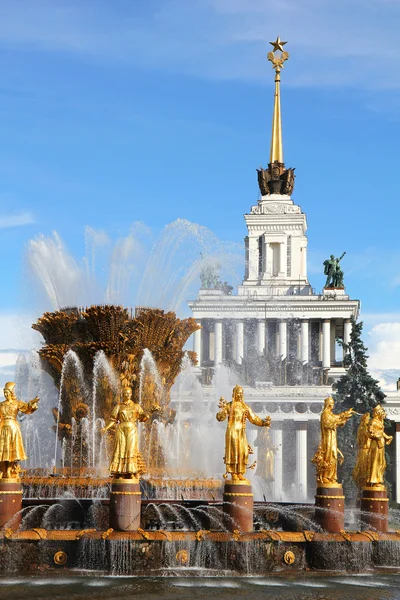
(223, 480, 254, 532)
(361, 486, 388, 533)
(109, 478, 141, 531)
(315, 484, 345, 533)
(0, 479, 22, 529)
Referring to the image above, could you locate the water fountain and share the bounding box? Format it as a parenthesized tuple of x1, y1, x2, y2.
(2, 39, 400, 588)
(0, 304, 400, 578)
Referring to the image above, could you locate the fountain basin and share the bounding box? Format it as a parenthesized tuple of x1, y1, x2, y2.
(1, 529, 400, 576)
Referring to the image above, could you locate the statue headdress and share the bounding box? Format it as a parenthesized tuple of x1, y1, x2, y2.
(232, 385, 243, 400)
(4, 382, 16, 393)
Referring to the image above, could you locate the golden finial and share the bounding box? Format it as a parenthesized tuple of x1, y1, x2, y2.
(267, 36, 289, 164)
(269, 36, 287, 53)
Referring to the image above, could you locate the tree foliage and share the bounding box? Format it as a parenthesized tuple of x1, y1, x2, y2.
(333, 317, 386, 497)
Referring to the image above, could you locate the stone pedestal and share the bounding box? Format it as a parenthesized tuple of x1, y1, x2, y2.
(0, 479, 22, 529)
(361, 486, 389, 533)
(315, 484, 345, 533)
(223, 480, 253, 532)
(109, 478, 141, 531)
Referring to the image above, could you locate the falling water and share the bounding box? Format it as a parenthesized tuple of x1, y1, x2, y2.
(80, 417, 90, 470)
(139, 349, 163, 403)
(26, 219, 242, 313)
(91, 351, 119, 469)
(55, 350, 88, 470)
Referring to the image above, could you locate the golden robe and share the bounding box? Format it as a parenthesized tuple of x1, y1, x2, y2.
(108, 401, 148, 475)
(367, 416, 386, 485)
(314, 408, 347, 484)
(353, 417, 370, 488)
(254, 427, 275, 481)
(217, 401, 264, 475)
(0, 398, 37, 462)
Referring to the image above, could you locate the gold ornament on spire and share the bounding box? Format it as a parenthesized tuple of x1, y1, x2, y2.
(256, 37, 295, 196)
(267, 36, 289, 164)
(269, 36, 287, 53)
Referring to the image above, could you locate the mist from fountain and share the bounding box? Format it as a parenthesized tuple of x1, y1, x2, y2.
(91, 350, 119, 471)
(139, 349, 163, 405)
(54, 350, 88, 470)
(26, 219, 242, 314)
(15, 351, 58, 471)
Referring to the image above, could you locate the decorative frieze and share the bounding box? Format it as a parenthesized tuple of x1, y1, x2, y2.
(250, 203, 301, 215)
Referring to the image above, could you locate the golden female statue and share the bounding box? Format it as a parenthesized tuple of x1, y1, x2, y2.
(312, 397, 354, 485)
(254, 426, 276, 482)
(216, 385, 271, 482)
(366, 405, 392, 487)
(0, 382, 39, 479)
(352, 413, 371, 489)
(101, 385, 149, 480)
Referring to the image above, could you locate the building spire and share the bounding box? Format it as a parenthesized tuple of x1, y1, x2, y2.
(268, 36, 288, 164)
(256, 37, 295, 197)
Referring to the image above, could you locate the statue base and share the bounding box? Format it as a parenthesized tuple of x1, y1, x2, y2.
(109, 477, 141, 531)
(323, 288, 347, 298)
(315, 484, 345, 533)
(361, 486, 388, 533)
(223, 480, 253, 532)
(0, 478, 22, 529)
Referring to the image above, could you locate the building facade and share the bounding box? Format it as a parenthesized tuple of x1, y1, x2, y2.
(182, 42, 398, 502)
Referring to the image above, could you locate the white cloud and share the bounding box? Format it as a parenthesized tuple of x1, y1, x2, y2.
(0, 0, 400, 90)
(0, 211, 35, 229)
(370, 371, 399, 393)
(367, 322, 400, 370)
(0, 351, 21, 368)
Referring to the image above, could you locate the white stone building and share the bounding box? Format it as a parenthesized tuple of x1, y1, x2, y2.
(181, 44, 397, 502)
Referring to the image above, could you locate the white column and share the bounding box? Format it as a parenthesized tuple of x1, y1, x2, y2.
(279, 241, 287, 277)
(208, 329, 214, 361)
(214, 321, 223, 366)
(235, 320, 244, 365)
(322, 319, 331, 369)
(396, 423, 400, 503)
(265, 240, 272, 277)
(272, 423, 283, 501)
(301, 320, 309, 364)
(193, 322, 202, 367)
(257, 320, 266, 355)
(248, 236, 259, 280)
(301, 243, 307, 277)
(330, 320, 336, 365)
(344, 319, 352, 345)
(296, 423, 308, 501)
(279, 320, 287, 360)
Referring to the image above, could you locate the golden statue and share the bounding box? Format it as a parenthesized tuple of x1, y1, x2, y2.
(101, 385, 149, 480)
(216, 385, 271, 482)
(365, 405, 392, 487)
(312, 397, 354, 485)
(352, 413, 371, 489)
(254, 426, 276, 482)
(0, 382, 39, 480)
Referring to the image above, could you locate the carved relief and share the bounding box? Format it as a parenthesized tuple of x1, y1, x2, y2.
(385, 407, 400, 416)
(263, 204, 285, 214)
(250, 204, 301, 215)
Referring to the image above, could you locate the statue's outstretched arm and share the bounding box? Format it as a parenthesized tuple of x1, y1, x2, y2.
(18, 397, 39, 415)
(247, 406, 271, 427)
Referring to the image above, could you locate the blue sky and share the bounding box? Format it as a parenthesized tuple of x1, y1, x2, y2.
(1, 0, 400, 382)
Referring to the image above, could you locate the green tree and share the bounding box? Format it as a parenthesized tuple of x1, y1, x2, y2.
(333, 316, 386, 497)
